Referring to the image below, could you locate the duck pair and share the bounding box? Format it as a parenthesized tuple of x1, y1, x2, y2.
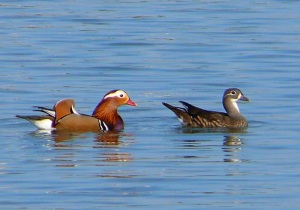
(17, 88, 250, 131)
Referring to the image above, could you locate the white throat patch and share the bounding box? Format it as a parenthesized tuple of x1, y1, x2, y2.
(232, 100, 240, 113)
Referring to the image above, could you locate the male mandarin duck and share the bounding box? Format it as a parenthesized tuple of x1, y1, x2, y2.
(162, 88, 250, 128)
(16, 89, 137, 132)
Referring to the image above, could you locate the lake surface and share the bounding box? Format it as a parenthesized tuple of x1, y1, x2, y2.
(1, 0, 300, 209)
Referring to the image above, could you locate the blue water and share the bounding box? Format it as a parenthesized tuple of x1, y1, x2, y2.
(1, 0, 300, 209)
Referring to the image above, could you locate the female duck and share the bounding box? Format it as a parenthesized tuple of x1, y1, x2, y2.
(162, 88, 250, 128)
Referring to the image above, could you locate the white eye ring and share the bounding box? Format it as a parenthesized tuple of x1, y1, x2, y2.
(230, 91, 236, 95)
(119, 94, 124, 98)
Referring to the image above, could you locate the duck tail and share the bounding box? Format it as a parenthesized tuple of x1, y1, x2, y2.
(162, 102, 191, 125)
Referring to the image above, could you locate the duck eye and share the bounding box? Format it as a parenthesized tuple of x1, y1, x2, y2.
(120, 94, 124, 98)
(231, 91, 236, 95)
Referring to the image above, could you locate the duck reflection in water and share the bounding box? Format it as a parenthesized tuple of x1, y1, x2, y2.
(33, 129, 123, 145)
(223, 135, 243, 162)
(177, 126, 248, 134)
(34, 130, 134, 168)
(50, 130, 121, 145)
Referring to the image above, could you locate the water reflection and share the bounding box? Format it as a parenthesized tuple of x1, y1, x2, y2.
(223, 135, 243, 146)
(172, 127, 248, 162)
(31, 130, 134, 167)
(177, 126, 248, 134)
(222, 136, 243, 163)
(33, 130, 121, 144)
(94, 131, 120, 146)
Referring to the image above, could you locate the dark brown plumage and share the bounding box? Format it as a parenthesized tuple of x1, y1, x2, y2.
(162, 88, 250, 128)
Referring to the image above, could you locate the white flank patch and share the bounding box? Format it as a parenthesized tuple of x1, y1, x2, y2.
(31, 119, 54, 130)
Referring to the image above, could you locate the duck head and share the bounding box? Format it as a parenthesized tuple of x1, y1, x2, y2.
(222, 88, 250, 116)
(101, 89, 137, 108)
(92, 89, 137, 130)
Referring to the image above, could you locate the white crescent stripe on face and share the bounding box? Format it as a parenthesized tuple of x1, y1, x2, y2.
(104, 90, 127, 99)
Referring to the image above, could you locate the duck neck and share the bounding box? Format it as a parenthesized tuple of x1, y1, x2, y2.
(223, 98, 243, 118)
(92, 101, 123, 129)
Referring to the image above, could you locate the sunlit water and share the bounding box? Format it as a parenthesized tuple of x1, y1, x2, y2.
(1, 0, 300, 209)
